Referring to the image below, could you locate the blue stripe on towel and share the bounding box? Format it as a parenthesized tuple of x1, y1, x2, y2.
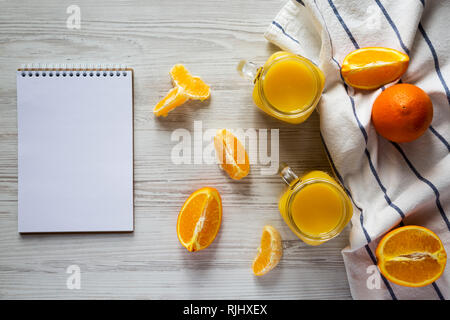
(429, 125, 450, 152)
(313, 0, 397, 300)
(348, 88, 368, 143)
(329, 0, 445, 299)
(391, 142, 450, 230)
(362, 147, 405, 219)
(364, 245, 397, 300)
(374, 0, 410, 54)
(418, 22, 450, 105)
(327, 0, 359, 49)
(271, 21, 300, 45)
(432, 282, 445, 300)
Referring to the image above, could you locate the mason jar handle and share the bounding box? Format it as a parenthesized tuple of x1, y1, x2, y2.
(278, 162, 299, 186)
(237, 60, 261, 82)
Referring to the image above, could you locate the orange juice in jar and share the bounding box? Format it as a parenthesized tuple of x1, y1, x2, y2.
(278, 164, 352, 245)
(238, 51, 325, 124)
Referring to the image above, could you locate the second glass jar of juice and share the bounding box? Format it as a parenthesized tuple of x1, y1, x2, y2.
(278, 164, 353, 245)
(238, 51, 325, 124)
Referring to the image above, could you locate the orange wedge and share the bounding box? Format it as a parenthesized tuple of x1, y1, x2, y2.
(341, 47, 409, 90)
(154, 64, 210, 117)
(177, 187, 222, 252)
(213, 129, 250, 180)
(376, 225, 447, 287)
(252, 225, 282, 276)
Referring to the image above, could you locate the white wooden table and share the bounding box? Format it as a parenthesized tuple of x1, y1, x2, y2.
(0, 0, 352, 299)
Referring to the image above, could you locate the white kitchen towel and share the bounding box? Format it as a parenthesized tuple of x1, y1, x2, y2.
(265, 0, 450, 299)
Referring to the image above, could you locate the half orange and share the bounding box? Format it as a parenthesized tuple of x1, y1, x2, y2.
(341, 47, 409, 90)
(376, 225, 447, 287)
(177, 187, 222, 252)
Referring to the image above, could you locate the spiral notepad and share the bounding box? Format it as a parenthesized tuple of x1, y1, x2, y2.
(17, 66, 134, 233)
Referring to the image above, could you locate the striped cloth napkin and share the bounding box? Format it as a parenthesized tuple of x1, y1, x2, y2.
(265, 0, 449, 299)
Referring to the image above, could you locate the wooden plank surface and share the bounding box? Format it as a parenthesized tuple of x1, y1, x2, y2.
(0, 0, 352, 299)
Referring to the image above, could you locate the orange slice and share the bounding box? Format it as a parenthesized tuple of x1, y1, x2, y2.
(252, 225, 282, 276)
(213, 129, 250, 180)
(177, 187, 222, 252)
(376, 225, 447, 287)
(153, 64, 210, 117)
(341, 47, 409, 90)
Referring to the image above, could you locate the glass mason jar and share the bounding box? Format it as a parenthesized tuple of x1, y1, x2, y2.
(278, 164, 353, 245)
(237, 51, 325, 124)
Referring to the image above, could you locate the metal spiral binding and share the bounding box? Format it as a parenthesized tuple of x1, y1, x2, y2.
(19, 64, 129, 78)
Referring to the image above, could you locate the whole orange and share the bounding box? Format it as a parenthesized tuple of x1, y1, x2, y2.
(371, 84, 433, 143)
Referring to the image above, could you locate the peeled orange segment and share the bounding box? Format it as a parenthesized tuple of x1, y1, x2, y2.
(177, 187, 222, 252)
(170, 64, 210, 100)
(376, 225, 447, 287)
(153, 87, 189, 117)
(214, 129, 250, 180)
(341, 47, 409, 90)
(252, 225, 282, 276)
(153, 64, 210, 117)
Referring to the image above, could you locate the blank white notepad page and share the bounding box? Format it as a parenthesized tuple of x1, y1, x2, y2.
(17, 70, 133, 232)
